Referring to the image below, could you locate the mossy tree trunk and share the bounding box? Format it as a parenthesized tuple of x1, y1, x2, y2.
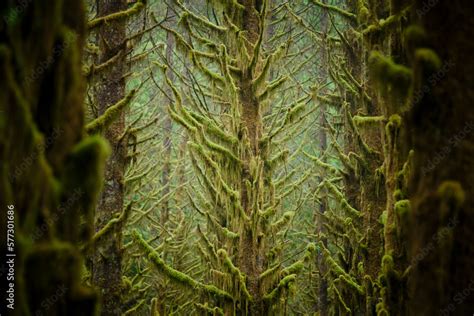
(160, 2, 176, 227)
(316, 3, 329, 315)
(405, 0, 474, 314)
(91, 0, 127, 314)
(237, 1, 266, 314)
(0, 1, 107, 315)
(363, 1, 413, 313)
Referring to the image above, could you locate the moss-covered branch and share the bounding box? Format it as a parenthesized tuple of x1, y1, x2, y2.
(86, 90, 136, 134)
(133, 230, 233, 301)
(88, 1, 145, 29)
(309, 0, 357, 21)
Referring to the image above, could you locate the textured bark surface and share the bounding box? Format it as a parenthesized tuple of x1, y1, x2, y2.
(160, 3, 176, 227)
(237, 1, 265, 314)
(407, 0, 474, 314)
(0, 1, 106, 315)
(91, 0, 127, 314)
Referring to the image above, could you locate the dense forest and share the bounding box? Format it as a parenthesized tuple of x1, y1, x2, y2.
(1, 0, 473, 315)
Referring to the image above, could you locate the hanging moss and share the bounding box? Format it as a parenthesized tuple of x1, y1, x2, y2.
(281, 243, 316, 276)
(414, 48, 442, 74)
(88, 0, 144, 29)
(132, 230, 233, 301)
(437, 181, 465, 222)
(270, 211, 295, 233)
(321, 242, 364, 294)
(304, 151, 340, 175)
(369, 51, 412, 102)
(195, 303, 225, 315)
(150, 298, 159, 316)
(86, 90, 136, 134)
(263, 274, 297, 302)
(309, 0, 357, 21)
(394, 199, 410, 218)
(217, 249, 252, 300)
(403, 26, 428, 54)
(202, 133, 241, 164)
(353, 115, 386, 127)
(357, 0, 370, 24)
(60, 135, 110, 242)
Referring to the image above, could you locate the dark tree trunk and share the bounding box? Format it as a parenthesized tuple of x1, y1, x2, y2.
(91, 0, 127, 314)
(1, 1, 104, 315)
(406, 0, 474, 314)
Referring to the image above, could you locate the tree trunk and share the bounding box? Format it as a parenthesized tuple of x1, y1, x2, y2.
(407, 0, 474, 314)
(1, 1, 104, 315)
(160, 3, 176, 226)
(91, 0, 127, 314)
(237, 1, 265, 314)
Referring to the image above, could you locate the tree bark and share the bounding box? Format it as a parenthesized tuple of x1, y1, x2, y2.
(407, 0, 474, 314)
(91, 0, 127, 314)
(1, 1, 104, 315)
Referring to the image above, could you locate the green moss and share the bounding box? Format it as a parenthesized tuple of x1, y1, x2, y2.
(394, 199, 410, 218)
(309, 0, 357, 21)
(271, 211, 294, 232)
(376, 302, 389, 315)
(381, 255, 394, 275)
(202, 133, 241, 164)
(404, 25, 428, 52)
(321, 242, 364, 294)
(388, 114, 402, 127)
(369, 51, 412, 101)
(195, 303, 225, 315)
(168, 106, 198, 133)
(86, 90, 136, 134)
(307, 242, 316, 253)
(87, 0, 144, 29)
(393, 189, 404, 201)
(133, 230, 233, 301)
(86, 203, 132, 248)
(437, 181, 465, 221)
(358, 7, 370, 24)
(61, 136, 110, 241)
(266, 149, 289, 171)
(281, 243, 315, 277)
(263, 274, 297, 302)
(150, 298, 159, 316)
(415, 48, 442, 73)
(258, 76, 288, 101)
(325, 181, 361, 217)
(260, 264, 280, 281)
(385, 114, 402, 151)
(217, 249, 252, 300)
(353, 115, 385, 127)
(380, 210, 388, 225)
(437, 181, 465, 206)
